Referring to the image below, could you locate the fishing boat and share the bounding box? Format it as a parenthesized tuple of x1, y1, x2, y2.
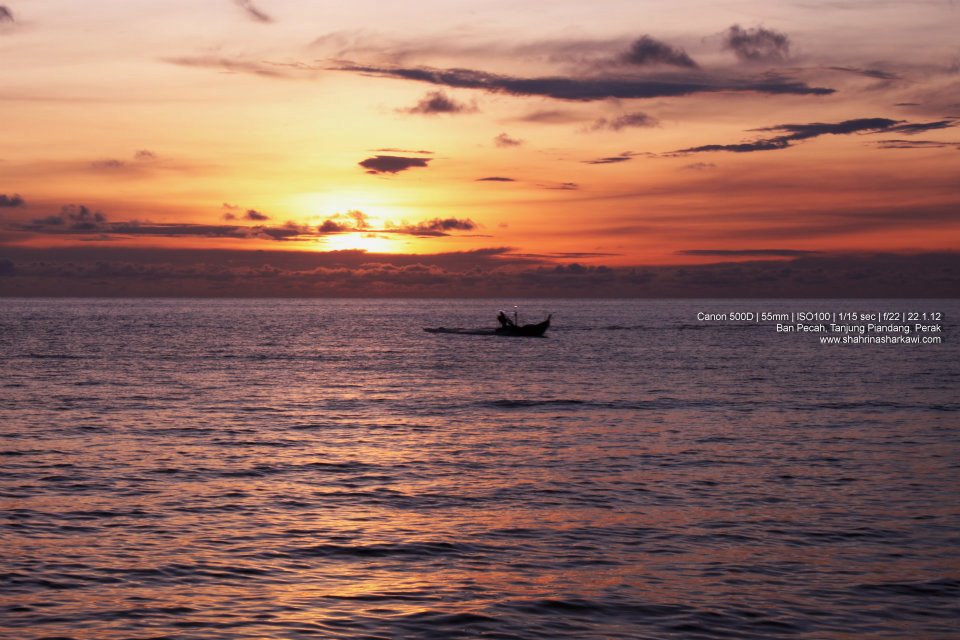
(494, 315, 551, 337)
(424, 312, 552, 337)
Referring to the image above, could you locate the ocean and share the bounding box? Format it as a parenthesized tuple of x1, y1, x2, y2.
(2, 298, 958, 639)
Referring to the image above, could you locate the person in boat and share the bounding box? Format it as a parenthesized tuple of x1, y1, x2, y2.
(497, 311, 515, 328)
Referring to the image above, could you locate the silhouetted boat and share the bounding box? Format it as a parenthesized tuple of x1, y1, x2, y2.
(424, 314, 552, 337)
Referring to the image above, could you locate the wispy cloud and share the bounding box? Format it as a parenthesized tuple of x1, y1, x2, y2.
(90, 159, 126, 170)
(493, 132, 523, 147)
(372, 148, 433, 154)
(0, 193, 25, 208)
(396, 217, 477, 237)
(164, 56, 291, 78)
(678, 249, 819, 257)
(233, 0, 273, 23)
(399, 90, 476, 115)
(584, 151, 643, 165)
(11, 205, 480, 241)
(621, 36, 698, 69)
(476, 176, 516, 182)
(333, 62, 834, 100)
(589, 112, 658, 131)
(723, 25, 791, 63)
(513, 109, 586, 124)
(0, 5, 13, 24)
(676, 117, 956, 154)
(827, 66, 901, 81)
(682, 162, 718, 171)
(244, 209, 270, 221)
(885, 119, 956, 134)
(874, 139, 960, 149)
(29, 204, 106, 231)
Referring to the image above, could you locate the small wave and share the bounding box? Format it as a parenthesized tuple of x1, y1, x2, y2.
(274, 540, 480, 560)
(478, 397, 761, 412)
(853, 578, 960, 598)
(215, 460, 376, 479)
(485, 399, 586, 409)
(501, 597, 687, 618)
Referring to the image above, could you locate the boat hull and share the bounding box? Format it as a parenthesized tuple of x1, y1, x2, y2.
(424, 315, 551, 337)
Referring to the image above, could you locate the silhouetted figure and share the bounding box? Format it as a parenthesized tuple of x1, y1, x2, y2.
(497, 311, 515, 328)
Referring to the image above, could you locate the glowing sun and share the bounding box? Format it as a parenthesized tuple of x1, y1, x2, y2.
(321, 232, 397, 253)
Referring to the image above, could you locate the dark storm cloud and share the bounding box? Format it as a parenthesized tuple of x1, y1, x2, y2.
(621, 35, 698, 69)
(589, 112, 658, 131)
(676, 117, 952, 154)
(333, 63, 834, 100)
(678, 249, 820, 257)
(476, 176, 516, 182)
(0, 194, 25, 207)
(401, 90, 475, 114)
(233, 0, 273, 23)
(494, 133, 523, 147)
(358, 155, 431, 174)
(827, 66, 901, 81)
(244, 209, 269, 221)
(723, 25, 791, 63)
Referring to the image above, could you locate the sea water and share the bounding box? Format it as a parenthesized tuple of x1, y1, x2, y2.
(1, 298, 958, 639)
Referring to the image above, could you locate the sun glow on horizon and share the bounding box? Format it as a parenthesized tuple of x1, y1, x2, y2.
(320, 232, 400, 253)
(294, 191, 418, 227)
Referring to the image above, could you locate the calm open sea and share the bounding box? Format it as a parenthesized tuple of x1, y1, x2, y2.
(1, 298, 958, 639)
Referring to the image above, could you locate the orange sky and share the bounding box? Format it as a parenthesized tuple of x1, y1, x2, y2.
(1, 0, 959, 295)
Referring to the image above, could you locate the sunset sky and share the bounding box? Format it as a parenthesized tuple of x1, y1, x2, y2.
(1, 0, 958, 295)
